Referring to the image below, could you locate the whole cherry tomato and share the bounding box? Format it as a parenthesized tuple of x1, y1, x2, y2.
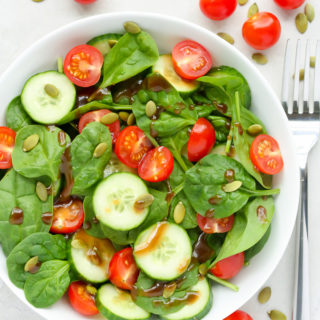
(274, 0, 305, 9)
(224, 310, 253, 320)
(200, 0, 237, 21)
(210, 252, 244, 279)
(74, 0, 97, 4)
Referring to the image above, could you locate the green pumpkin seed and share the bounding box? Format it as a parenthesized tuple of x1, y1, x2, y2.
(247, 124, 263, 136)
(199, 263, 208, 276)
(124, 21, 141, 34)
(100, 112, 119, 125)
(248, 3, 259, 18)
(44, 84, 59, 98)
(32, 0, 44, 2)
(108, 39, 118, 48)
(24, 256, 40, 273)
(217, 32, 235, 45)
(305, 3, 315, 23)
(238, 0, 248, 5)
(127, 113, 136, 126)
(36, 182, 48, 202)
(299, 69, 305, 81)
(295, 13, 308, 34)
(134, 194, 154, 211)
(163, 282, 177, 298)
(93, 142, 108, 158)
(173, 201, 186, 224)
(146, 100, 157, 118)
(23, 134, 40, 152)
(252, 53, 268, 65)
(310, 56, 316, 68)
(86, 285, 97, 296)
(71, 239, 86, 249)
(222, 180, 242, 193)
(258, 286, 271, 304)
(268, 310, 287, 320)
(119, 111, 130, 122)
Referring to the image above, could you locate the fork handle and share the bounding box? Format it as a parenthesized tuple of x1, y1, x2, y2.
(293, 168, 310, 320)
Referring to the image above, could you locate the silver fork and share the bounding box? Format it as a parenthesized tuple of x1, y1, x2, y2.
(281, 39, 320, 320)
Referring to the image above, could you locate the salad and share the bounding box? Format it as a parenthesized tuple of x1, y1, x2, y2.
(0, 21, 283, 320)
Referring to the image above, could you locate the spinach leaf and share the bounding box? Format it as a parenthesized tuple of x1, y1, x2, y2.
(71, 122, 112, 196)
(169, 161, 185, 190)
(187, 93, 217, 118)
(206, 233, 226, 260)
(0, 170, 53, 256)
(6, 232, 67, 289)
(208, 115, 230, 143)
(24, 260, 70, 308)
(6, 96, 33, 131)
(12, 125, 70, 182)
(100, 31, 159, 88)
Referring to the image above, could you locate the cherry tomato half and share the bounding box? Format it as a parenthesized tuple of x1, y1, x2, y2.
(250, 134, 284, 175)
(115, 126, 153, 168)
(68, 281, 99, 316)
(210, 252, 244, 280)
(108, 247, 139, 290)
(172, 40, 213, 80)
(50, 198, 84, 234)
(138, 146, 174, 182)
(187, 118, 216, 162)
(197, 214, 234, 234)
(242, 12, 281, 50)
(64, 44, 103, 87)
(274, 0, 305, 9)
(200, 0, 237, 21)
(78, 109, 120, 144)
(0, 127, 16, 169)
(224, 310, 253, 320)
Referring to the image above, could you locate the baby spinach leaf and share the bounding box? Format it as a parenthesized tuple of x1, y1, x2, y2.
(71, 122, 112, 196)
(169, 161, 185, 190)
(24, 260, 70, 308)
(208, 115, 230, 143)
(6, 232, 67, 289)
(6, 96, 33, 131)
(100, 31, 159, 88)
(0, 170, 53, 256)
(12, 125, 70, 182)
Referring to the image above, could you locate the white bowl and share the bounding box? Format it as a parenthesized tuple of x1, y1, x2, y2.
(0, 12, 299, 320)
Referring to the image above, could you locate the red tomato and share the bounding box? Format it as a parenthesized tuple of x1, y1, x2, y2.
(108, 247, 139, 290)
(224, 310, 253, 320)
(50, 199, 84, 234)
(78, 109, 120, 144)
(115, 126, 153, 168)
(68, 281, 99, 316)
(250, 134, 284, 175)
(138, 146, 174, 182)
(187, 118, 216, 162)
(75, 0, 97, 3)
(64, 44, 103, 87)
(274, 0, 305, 9)
(0, 127, 16, 169)
(197, 214, 234, 234)
(172, 40, 212, 80)
(210, 252, 244, 279)
(242, 12, 281, 50)
(200, 0, 237, 21)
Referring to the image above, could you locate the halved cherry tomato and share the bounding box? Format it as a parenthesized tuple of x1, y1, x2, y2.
(172, 40, 213, 80)
(274, 0, 305, 9)
(138, 146, 174, 182)
(187, 118, 216, 162)
(115, 126, 153, 168)
(197, 214, 234, 234)
(78, 109, 120, 143)
(0, 127, 16, 169)
(242, 12, 281, 50)
(68, 281, 99, 316)
(108, 247, 139, 290)
(200, 0, 237, 21)
(64, 44, 103, 87)
(50, 198, 84, 234)
(210, 252, 244, 279)
(224, 310, 253, 320)
(250, 134, 284, 175)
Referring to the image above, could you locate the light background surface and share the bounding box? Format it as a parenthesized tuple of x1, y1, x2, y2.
(0, 0, 319, 319)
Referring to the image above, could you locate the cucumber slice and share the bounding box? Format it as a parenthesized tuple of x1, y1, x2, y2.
(161, 278, 212, 320)
(93, 172, 150, 231)
(104, 153, 137, 177)
(133, 222, 192, 281)
(68, 229, 115, 283)
(21, 71, 76, 124)
(87, 33, 123, 56)
(97, 284, 150, 320)
(152, 54, 199, 95)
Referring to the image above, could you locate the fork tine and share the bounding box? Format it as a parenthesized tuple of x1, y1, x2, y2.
(314, 40, 320, 113)
(303, 40, 311, 113)
(281, 39, 292, 113)
(293, 39, 302, 114)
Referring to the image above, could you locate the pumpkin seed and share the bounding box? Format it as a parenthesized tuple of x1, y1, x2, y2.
(23, 134, 40, 152)
(127, 113, 136, 126)
(124, 21, 141, 34)
(217, 32, 235, 45)
(248, 3, 259, 18)
(32, 0, 44, 2)
(93, 142, 108, 158)
(299, 69, 305, 81)
(86, 284, 97, 296)
(295, 13, 308, 34)
(252, 53, 268, 65)
(173, 201, 186, 224)
(238, 0, 248, 5)
(247, 124, 263, 136)
(310, 56, 316, 68)
(258, 286, 271, 304)
(222, 180, 242, 193)
(71, 239, 86, 249)
(305, 3, 315, 23)
(24, 256, 40, 273)
(268, 310, 287, 320)
(146, 100, 157, 118)
(108, 39, 118, 48)
(199, 263, 208, 276)
(100, 112, 119, 125)
(134, 194, 154, 211)
(36, 181, 48, 202)
(163, 282, 177, 298)
(119, 111, 130, 122)
(44, 84, 59, 98)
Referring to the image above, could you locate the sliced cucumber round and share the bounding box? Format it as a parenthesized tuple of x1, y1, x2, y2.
(152, 54, 199, 95)
(104, 153, 137, 178)
(21, 71, 76, 124)
(93, 172, 150, 231)
(133, 222, 192, 281)
(87, 33, 123, 56)
(161, 278, 212, 320)
(97, 283, 150, 320)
